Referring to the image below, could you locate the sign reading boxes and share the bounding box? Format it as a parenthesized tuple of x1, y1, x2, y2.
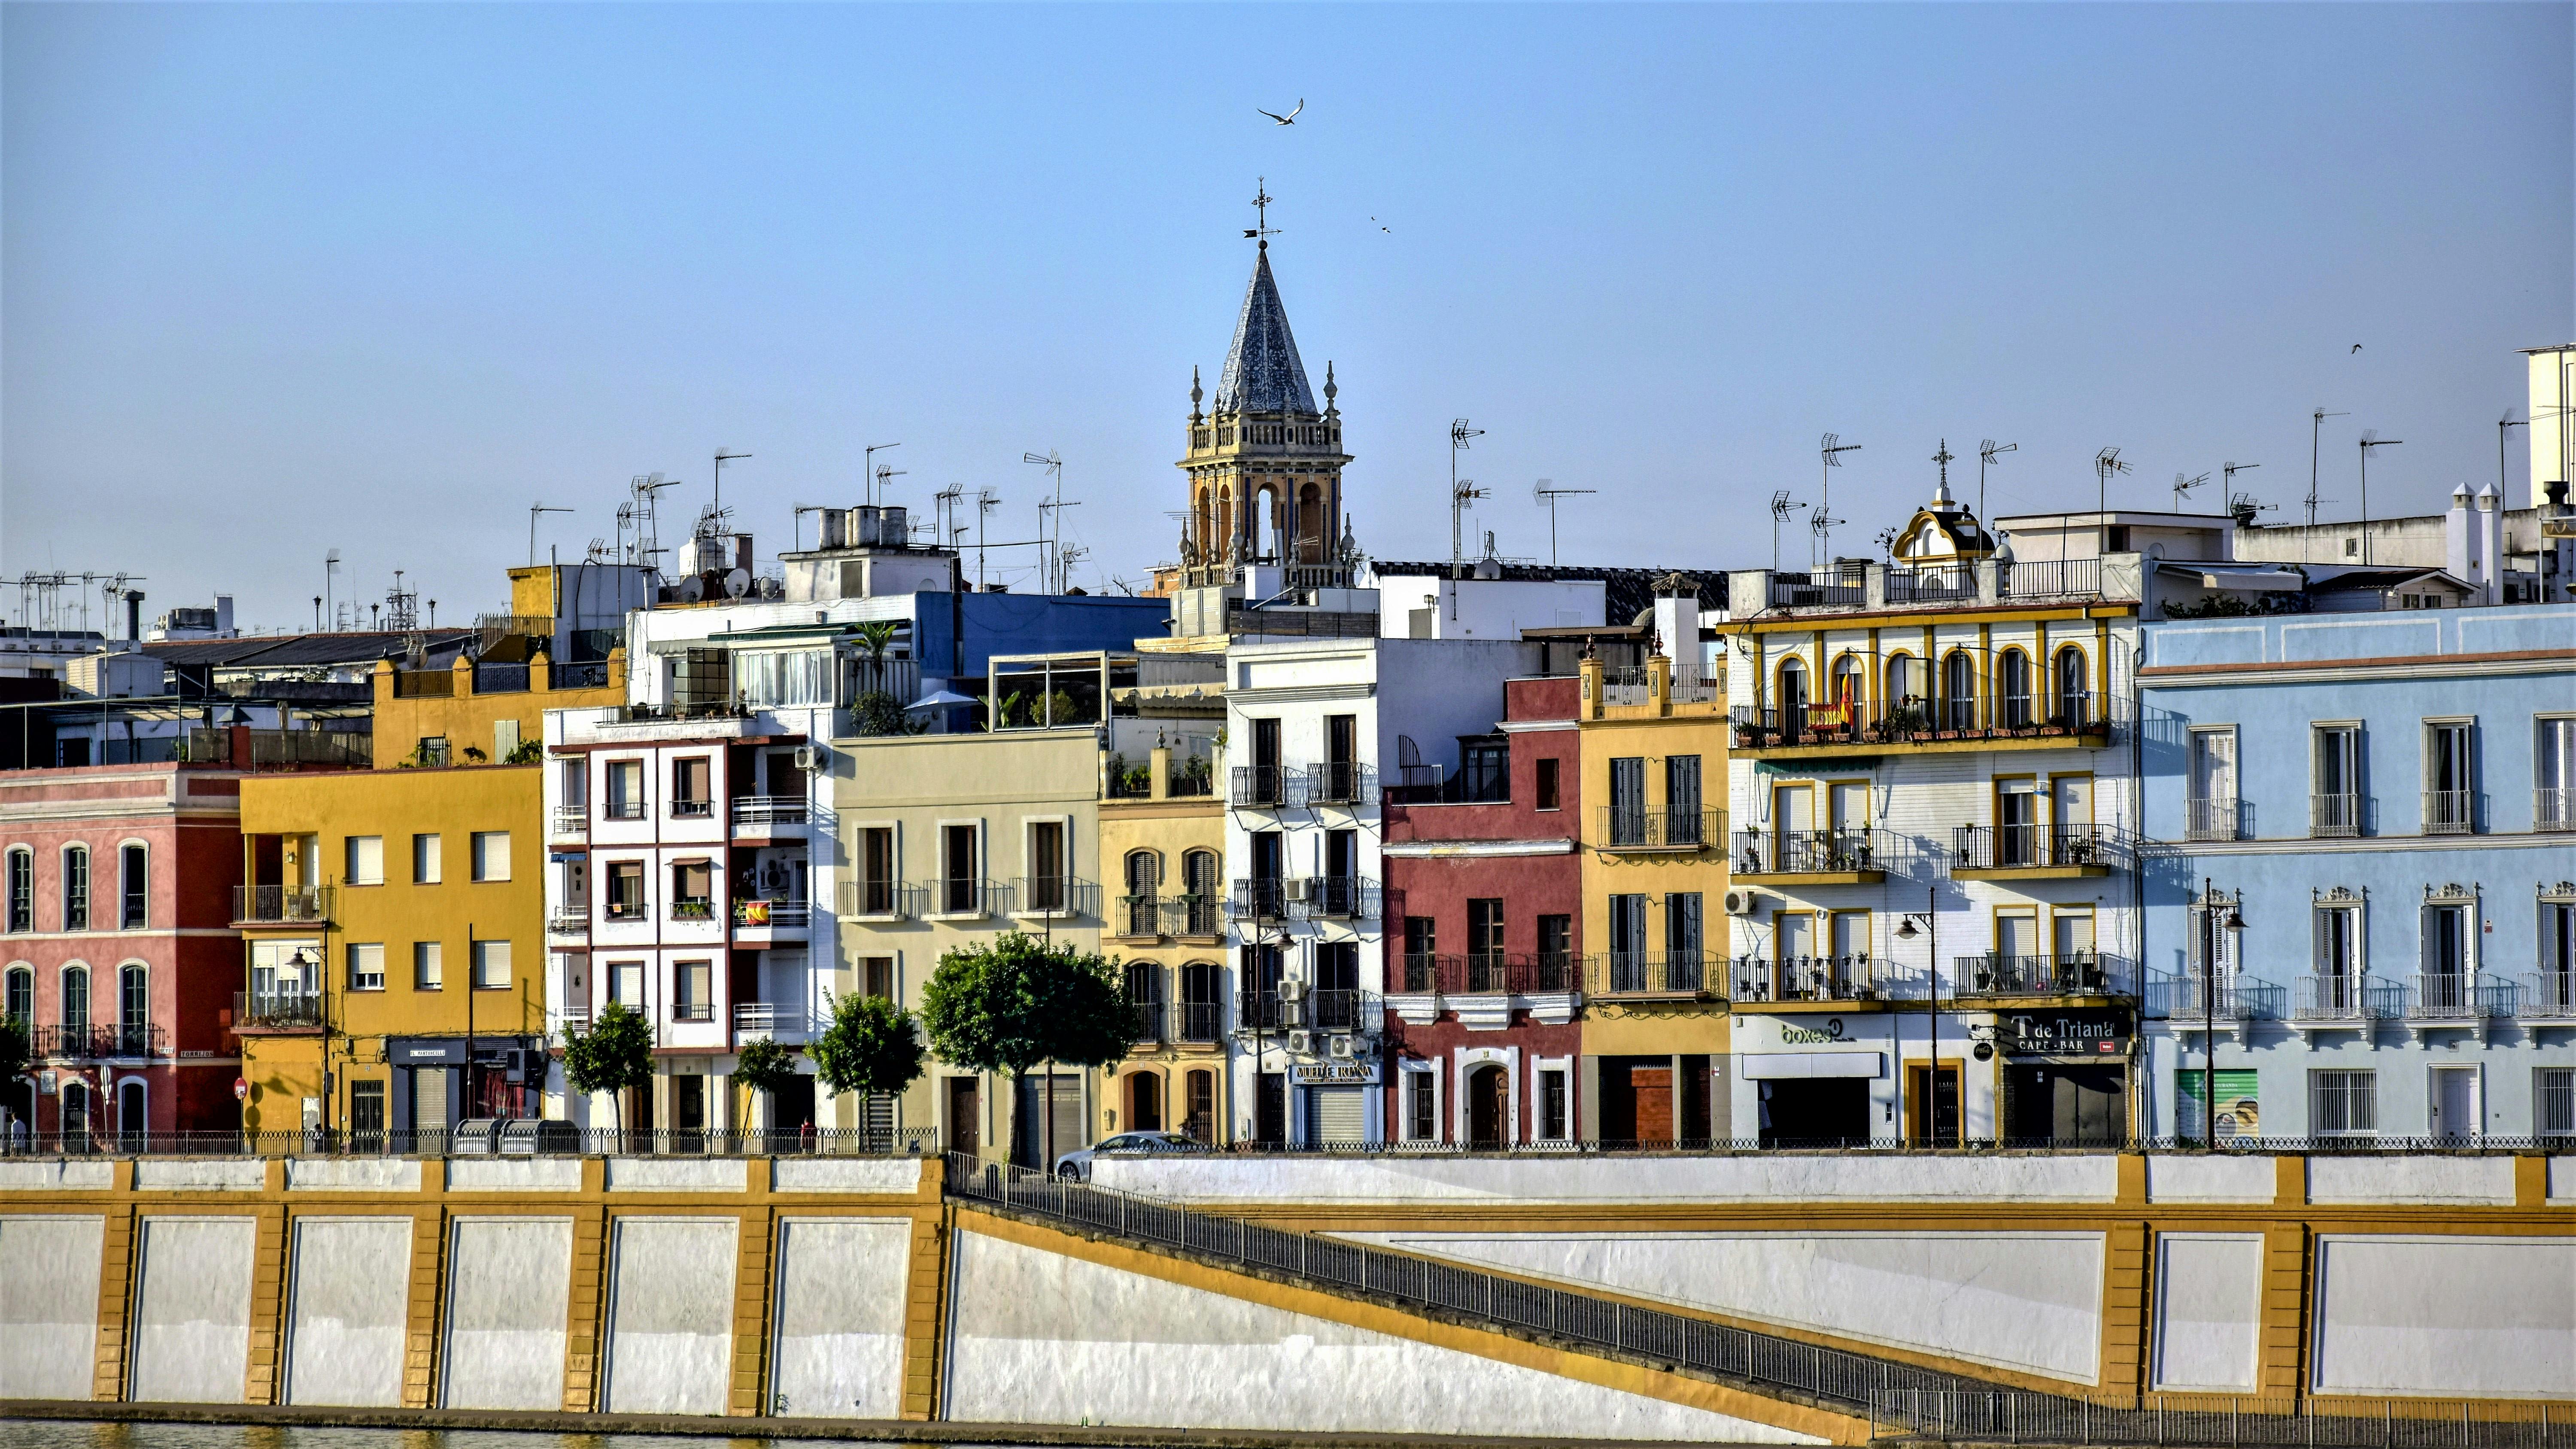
(2001, 1008, 2131, 1057)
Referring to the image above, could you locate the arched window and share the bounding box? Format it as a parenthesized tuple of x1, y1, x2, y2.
(1777, 656, 1809, 724)
(4, 848, 29, 933)
(1997, 649, 2033, 729)
(1829, 653, 1864, 717)
(1942, 650, 1978, 731)
(120, 843, 148, 930)
(119, 964, 149, 1057)
(1124, 961, 1163, 1044)
(1885, 653, 1917, 714)
(60, 964, 90, 1033)
(2055, 645, 2091, 726)
(1182, 850, 1220, 936)
(117, 1078, 147, 1151)
(3, 964, 30, 1028)
(1123, 850, 1164, 936)
(61, 846, 90, 931)
(59, 1079, 91, 1144)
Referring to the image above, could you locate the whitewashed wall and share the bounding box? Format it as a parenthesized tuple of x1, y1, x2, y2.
(770, 1217, 911, 1419)
(1093, 1152, 2121, 1204)
(2151, 1233, 2264, 1392)
(130, 1216, 255, 1403)
(603, 1217, 738, 1415)
(0, 1215, 104, 1399)
(441, 1216, 571, 1410)
(2312, 1236, 2576, 1398)
(283, 1216, 413, 1406)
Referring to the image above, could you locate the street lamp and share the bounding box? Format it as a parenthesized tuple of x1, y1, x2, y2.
(2196, 878, 2246, 1147)
(1893, 886, 1938, 1148)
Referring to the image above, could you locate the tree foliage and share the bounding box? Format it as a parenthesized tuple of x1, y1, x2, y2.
(732, 1036, 801, 1103)
(0, 1015, 28, 1091)
(560, 1002, 655, 1128)
(807, 993, 928, 1100)
(919, 932, 1132, 1079)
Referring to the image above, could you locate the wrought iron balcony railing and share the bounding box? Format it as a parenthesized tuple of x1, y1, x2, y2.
(1731, 827, 1893, 875)
(2145, 973, 2284, 1022)
(2519, 971, 2575, 1018)
(1951, 823, 2117, 872)
(731, 796, 809, 832)
(234, 990, 323, 1029)
(1012, 876, 1100, 919)
(1598, 806, 1721, 850)
(1730, 955, 1876, 1004)
(2310, 792, 2362, 838)
(1950, 953, 2126, 998)
(2293, 974, 2406, 1021)
(2184, 796, 2238, 842)
(1586, 951, 1712, 997)
(921, 877, 1009, 918)
(1231, 765, 1291, 808)
(2404, 972, 2514, 1020)
(232, 884, 332, 925)
(2537, 787, 2575, 833)
(839, 879, 923, 920)
(2422, 790, 2476, 836)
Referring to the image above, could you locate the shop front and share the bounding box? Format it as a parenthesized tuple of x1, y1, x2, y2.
(1995, 1007, 2131, 1145)
(384, 1034, 544, 1140)
(1293, 1057, 1379, 1144)
(1731, 1009, 1893, 1147)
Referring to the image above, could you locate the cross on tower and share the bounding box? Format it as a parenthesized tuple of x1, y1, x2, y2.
(1932, 439, 1955, 488)
(1244, 178, 1280, 244)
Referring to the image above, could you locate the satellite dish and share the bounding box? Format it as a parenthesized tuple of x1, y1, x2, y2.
(723, 568, 752, 599)
(678, 576, 706, 603)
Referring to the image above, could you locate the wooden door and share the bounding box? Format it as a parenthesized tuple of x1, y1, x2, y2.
(946, 1076, 980, 1155)
(1630, 1065, 1674, 1143)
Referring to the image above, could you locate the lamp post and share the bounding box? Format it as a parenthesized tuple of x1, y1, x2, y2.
(2197, 878, 2245, 1147)
(1893, 887, 1938, 1148)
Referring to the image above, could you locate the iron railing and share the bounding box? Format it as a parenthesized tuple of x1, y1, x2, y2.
(1951, 953, 2123, 997)
(2312, 792, 2363, 838)
(1768, 569, 1866, 608)
(231, 884, 332, 924)
(1115, 893, 1222, 939)
(31, 1022, 166, 1059)
(2537, 787, 2575, 832)
(1170, 999, 1225, 1044)
(2002, 557, 2103, 599)
(2423, 790, 2476, 835)
(732, 899, 810, 930)
(1886, 564, 1977, 603)
(1731, 826, 1893, 875)
(1599, 806, 1721, 849)
(839, 879, 923, 920)
(921, 876, 1009, 917)
(1952, 823, 2117, 872)
(2404, 972, 2514, 1020)
(0, 1126, 940, 1159)
(1586, 952, 1711, 997)
(2184, 796, 2239, 841)
(2295, 974, 2406, 1021)
(1230, 764, 1291, 807)
(471, 662, 530, 694)
(1304, 761, 1373, 805)
(731, 795, 808, 832)
(1013, 876, 1100, 918)
(1872, 1388, 2573, 1448)
(2521, 971, 2576, 1018)
(2146, 974, 2284, 1022)
(1237, 988, 1377, 1032)
(547, 906, 589, 936)
(550, 805, 589, 837)
(234, 990, 322, 1029)
(1294, 875, 1379, 920)
(1730, 694, 2117, 751)
(1400, 951, 1580, 995)
(1731, 955, 1877, 1004)
(1229, 877, 1288, 920)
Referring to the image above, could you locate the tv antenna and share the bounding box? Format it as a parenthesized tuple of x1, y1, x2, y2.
(1244, 178, 1281, 245)
(2307, 407, 2348, 550)
(1769, 491, 1808, 575)
(2498, 409, 2527, 505)
(1038, 498, 1083, 594)
(713, 447, 751, 524)
(1025, 451, 1064, 589)
(974, 488, 1002, 590)
(1818, 434, 1861, 568)
(865, 442, 903, 507)
(628, 473, 680, 569)
(1449, 419, 1486, 577)
(324, 550, 341, 633)
(1977, 440, 2016, 525)
(529, 502, 573, 568)
(2357, 431, 2402, 564)
(2172, 471, 2211, 512)
(2093, 448, 2132, 554)
(1531, 479, 1595, 565)
(933, 483, 966, 552)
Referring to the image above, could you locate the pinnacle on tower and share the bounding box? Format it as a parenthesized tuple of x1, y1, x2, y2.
(1212, 247, 1316, 416)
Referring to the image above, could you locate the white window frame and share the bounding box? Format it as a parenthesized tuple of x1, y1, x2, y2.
(116, 839, 148, 931)
(345, 835, 384, 887)
(2538, 1066, 2576, 1139)
(347, 942, 385, 992)
(2186, 726, 2237, 840)
(413, 941, 443, 991)
(470, 939, 510, 990)
(1399, 1061, 1443, 1144)
(2309, 721, 2364, 835)
(2534, 715, 2575, 831)
(2308, 1068, 2377, 1138)
(470, 831, 510, 883)
(413, 833, 442, 885)
(1532, 1054, 1576, 1143)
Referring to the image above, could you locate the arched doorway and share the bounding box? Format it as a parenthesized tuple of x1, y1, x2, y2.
(1466, 1064, 1509, 1148)
(1127, 1072, 1163, 1133)
(117, 1078, 146, 1151)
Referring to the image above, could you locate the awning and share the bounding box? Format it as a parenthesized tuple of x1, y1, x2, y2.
(2156, 562, 2305, 592)
(905, 690, 978, 711)
(1739, 1051, 1885, 1080)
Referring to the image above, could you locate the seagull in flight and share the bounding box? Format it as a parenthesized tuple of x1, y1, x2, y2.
(1258, 100, 1303, 125)
(1371, 215, 1390, 233)
(2351, 343, 2363, 353)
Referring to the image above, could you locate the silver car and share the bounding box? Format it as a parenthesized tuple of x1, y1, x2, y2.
(1053, 1129, 1203, 1181)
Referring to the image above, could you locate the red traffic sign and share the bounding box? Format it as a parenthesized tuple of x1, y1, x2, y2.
(233, 1077, 249, 1101)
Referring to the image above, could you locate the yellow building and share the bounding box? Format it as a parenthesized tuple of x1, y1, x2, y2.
(234, 636, 621, 1144)
(1096, 739, 1228, 1145)
(1574, 584, 1731, 1145)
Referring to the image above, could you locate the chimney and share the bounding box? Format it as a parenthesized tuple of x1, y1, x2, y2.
(2444, 484, 2474, 588)
(2475, 483, 2504, 604)
(215, 594, 235, 637)
(124, 589, 144, 643)
(1651, 574, 1702, 674)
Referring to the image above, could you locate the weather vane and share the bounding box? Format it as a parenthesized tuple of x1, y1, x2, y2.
(1244, 178, 1280, 245)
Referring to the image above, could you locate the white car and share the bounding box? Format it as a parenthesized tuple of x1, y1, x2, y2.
(1053, 1129, 1203, 1181)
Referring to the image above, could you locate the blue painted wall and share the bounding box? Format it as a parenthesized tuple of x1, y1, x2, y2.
(909, 592, 1173, 679)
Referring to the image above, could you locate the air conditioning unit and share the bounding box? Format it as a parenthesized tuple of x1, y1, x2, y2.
(1724, 888, 1761, 917)
(1327, 1033, 1356, 1060)
(792, 744, 823, 772)
(1278, 979, 1309, 1002)
(1281, 878, 1312, 904)
(1285, 1030, 1313, 1056)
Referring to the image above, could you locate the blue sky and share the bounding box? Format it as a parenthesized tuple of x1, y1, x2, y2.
(4, 3, 2567, 628)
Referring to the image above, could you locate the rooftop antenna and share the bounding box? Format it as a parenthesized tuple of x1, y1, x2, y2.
(1449, 419, 1486, 578)
(933, 483, 966, 552)
(713, 447, 751, 525)
(2357, 431, 2402, 564)
(2093, 448, 2132, 554)
(974, 488, 1001, 590)
(2307, 407, 2348, 561)
(1531, 479, 1596, 565)
(2221, 461, 2263, 526)
(1024, 451, 1064, 589)
(1818, 434, 1861, 569)
(1768, 490, 1809, 576)
(528, 503, 573, 567)
(629, 473, 680, 571)
(865, 442, 902, 508)
(2172, 471, 2211, 512)
(1977, 440, 2016, 525)
(2500, 409, 2527, 505)
(1037, 498, 1083, 594)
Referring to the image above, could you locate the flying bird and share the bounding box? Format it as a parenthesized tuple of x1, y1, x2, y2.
(2351, 343, 2363, 353)
(1371, 215, 1390, 233)
(1258, 100, 1304, 125)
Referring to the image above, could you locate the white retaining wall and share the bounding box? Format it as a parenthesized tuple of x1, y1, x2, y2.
(1092, 1153, 2121, 1204)
(284, 1217, 413, 1406)
(441, 1216, 572, 1410)
(0, 1214, 105, 1399)
(770, 1217, 911, 1418)
(603, 1216, 738, 1415)
(130, 1215, 256, 1403)
(2151, 1233, 2265, 1393)
(2312, 1236, 2575, 1398)
(943, 1228, 1826, 1442)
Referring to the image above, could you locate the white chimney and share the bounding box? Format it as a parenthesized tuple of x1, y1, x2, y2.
(215, 594, 236, 637)
(2444, 485, 2474, 588)
(1653, 577, 1702, 674)
(2475, 483, 2504, 604)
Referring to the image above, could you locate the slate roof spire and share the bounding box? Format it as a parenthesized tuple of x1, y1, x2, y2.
(1212, 243, 1318, 416)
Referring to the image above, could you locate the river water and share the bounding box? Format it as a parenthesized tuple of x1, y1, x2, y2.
(0, 1429, 957, 1449)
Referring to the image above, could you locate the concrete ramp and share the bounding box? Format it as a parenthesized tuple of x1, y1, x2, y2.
(946, 1207, 1859, 1444)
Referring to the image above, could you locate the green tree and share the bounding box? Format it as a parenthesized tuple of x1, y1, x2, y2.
(560, 1002, 654, 1134)
(731, 1036, 801, 1136)
(808, 992, 928, 1144)
(0, 1015, 29, 1105)
(919, 932, 1132, 1171)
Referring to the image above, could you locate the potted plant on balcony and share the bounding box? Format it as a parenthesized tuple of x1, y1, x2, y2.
(672, 898, 713, 922)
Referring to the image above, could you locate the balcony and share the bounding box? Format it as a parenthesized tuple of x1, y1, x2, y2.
(2147, 974, 2284, 1039)
(232, 884, 332, 926)
(1729, 696, 2112, 759)
(2184, 796, 2239, 843)
(1237, 987, 1378, 1032)
(550, 805, 589, 840)
(2001, 558, 2103, 599)
(1730, 827, 1893, 884)
(547, 906, 590, 937)
(1768, 569, 1865, 609)
(234, 990, 323, 1030)
(671, 999, 715, 1024)
(2403, 972, 2513, 1039)
(1294, 875, 1379, 920)
(1304, 761, 1373, 806)
(2520, 971, 2575, 1018)
(732, 1001, 777, 1034)
(1730, 955, 1877, 1005)
(838, 879, 924, 921)
(1950, 953, 2125, 999)
(2422, 790, 2476, 836)
(668, 897, 717, 923)
(1396, 952, 1579, 996)
(732, 899, 811, 937)
(2538, 788, 2574, 833)
(1011, 876, 1100, 922)
(670, 798, 715, 820)
(1586, 951, 1714, 1000)
(2310, 792, 2362, 838)
(33, 1023, 167, 1060)
(1598, 807, 1722, 853)
(1229, 878, 1288, 921)
(1950, 824, 2115, 880)
(731, 796, 808, 836)
(2292, 973, 2405, 1027)
(1170, 999, 1225, 1044)
(921, 876, 1008, 920)
(1231, 765, 1291, 808)
(1114, 894, 1222, 941)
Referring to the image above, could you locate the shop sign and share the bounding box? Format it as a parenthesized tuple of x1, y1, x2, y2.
(1291, 1061, 1378, 1085)
(2003, 1010, 2129, 1056)
(1735, 1013, 1891, 1051)
(389, 1039, 468, 1066)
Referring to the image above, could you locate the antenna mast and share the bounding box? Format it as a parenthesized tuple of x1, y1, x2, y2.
(2172, 471, 2211, 513)
(1449, 419, 1486, 577)
(1818, 434, 1861, 569)
(1532, 479, 1596, 565)
(1978, 440, 2016, 526)
(1769, 491, 1809, 576)
(2357, 431, 2402, 565)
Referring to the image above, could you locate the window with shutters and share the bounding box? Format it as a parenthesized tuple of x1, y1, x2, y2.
(345, 835, 383, 886)
(413, 942, 443, 990)
(2312, 724, 2363, 837)
(413, 833, 442, 884)
(471, 940, 510, 990)
(61, 846, 89, 931)
(3, 849, 26, 933)
(472, 832, 510, 882)
(347, 943, 385, 991)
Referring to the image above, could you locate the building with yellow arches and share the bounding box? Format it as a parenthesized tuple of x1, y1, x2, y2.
(232, 592, 626, 1145)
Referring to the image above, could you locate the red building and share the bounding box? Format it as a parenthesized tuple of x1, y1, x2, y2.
(1379, 675, 1583, 1147)
(1, 761, 247, 1142)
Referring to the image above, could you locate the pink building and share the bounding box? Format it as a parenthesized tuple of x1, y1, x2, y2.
(1, 761, 247, 1143)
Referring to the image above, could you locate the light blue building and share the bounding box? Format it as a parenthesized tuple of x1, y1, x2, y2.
(2136, 602, 2576, 1144)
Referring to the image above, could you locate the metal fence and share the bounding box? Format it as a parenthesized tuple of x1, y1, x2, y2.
(0, 1126, 942, 1158)
(1873, 1390, 2574, 1448)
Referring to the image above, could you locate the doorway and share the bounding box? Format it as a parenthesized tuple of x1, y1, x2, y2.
(1907, 1063, 1961, 1145)
(1759, 1077, 1870, 1147)
(1467, 1064, 1509, 1147)
(2430, 1066, 2479, 1141)
(2005, 1063, 2125, 1145)
(1183, 1070, 1215, 1143)
(672, 1074, 707, 1148)
(945, 1077, 981, 1155)
(1255, 1071, 1287, 1144)
(1128, 1072, 1164, 1133)
(769, 1075, 817, 1144)
(117, 1079, 146, 1150)
(1014, 1072, 1084, 1170)
(1597, 1057, 1673, 1145)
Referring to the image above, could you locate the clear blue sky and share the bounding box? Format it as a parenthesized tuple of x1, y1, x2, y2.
(5, 3, 2567, 629)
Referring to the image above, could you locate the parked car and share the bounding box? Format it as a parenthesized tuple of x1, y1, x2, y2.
(1053, 1129, 1205, 1181)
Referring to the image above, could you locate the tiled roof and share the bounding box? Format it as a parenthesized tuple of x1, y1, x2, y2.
(1212, 247, 1317, 416)
(144, 629, 473, 668)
